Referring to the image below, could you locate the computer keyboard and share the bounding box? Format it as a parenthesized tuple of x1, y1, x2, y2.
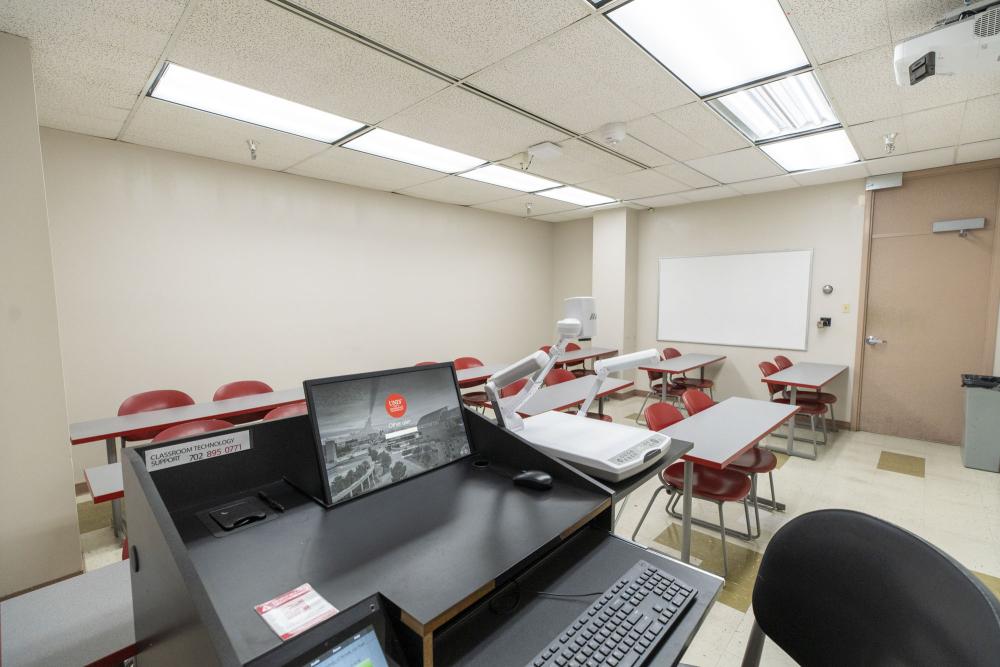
(525, 560, 696, 667)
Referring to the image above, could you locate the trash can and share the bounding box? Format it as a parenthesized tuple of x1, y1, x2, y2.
(961, 374, 1000, 473)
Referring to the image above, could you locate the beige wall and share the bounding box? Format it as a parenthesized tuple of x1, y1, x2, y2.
(634, 181, 866, 418)
(39, 129, 555, 481)
(0, 35, 81, 597)
(550, 218, 593, 324)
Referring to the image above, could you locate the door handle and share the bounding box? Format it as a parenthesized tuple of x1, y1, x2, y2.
(865, 335, 887, 345)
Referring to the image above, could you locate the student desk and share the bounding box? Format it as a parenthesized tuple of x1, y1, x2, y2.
(640, 354, 726, 402)
(499, 376, 633, 417)
(454, 363, 507, 388)
(762, 362, 847, 459)
(554, 345, 618, 371)
(659, 398, 798, 545)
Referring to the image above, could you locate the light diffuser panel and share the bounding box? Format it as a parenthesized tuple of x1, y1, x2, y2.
(344, 128, 486, 174)
(459, 164, 560, 192)
(538, 186, 616, 207)
(760, 129, 859, 172)
(709, 72, 838, 142)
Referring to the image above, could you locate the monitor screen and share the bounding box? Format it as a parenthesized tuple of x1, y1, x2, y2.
(304, 625, 392, 667)
(305, 365, 472, 507)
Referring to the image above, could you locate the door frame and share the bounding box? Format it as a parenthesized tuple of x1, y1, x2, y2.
(850, 158, 1000, 431)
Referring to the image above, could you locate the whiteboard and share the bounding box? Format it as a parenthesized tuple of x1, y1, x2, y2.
(657, 250, 812, 350)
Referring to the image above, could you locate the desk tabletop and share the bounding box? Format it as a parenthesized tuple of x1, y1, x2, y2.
(455, 363, 506, 385)
(556, 346, 618, 364)
(499, 376, 633, 417)
(640, 354, 726, 374)
(660, 397, 798, 469)
(84, 462, 124, 503)
(764, 362, 848, 389)
(69, 387, 305, 444)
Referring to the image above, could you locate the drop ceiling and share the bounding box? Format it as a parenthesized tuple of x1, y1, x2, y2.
(4, 0, 1000, 221)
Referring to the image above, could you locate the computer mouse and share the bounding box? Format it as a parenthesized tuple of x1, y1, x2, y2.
(513, 470, 553, 491)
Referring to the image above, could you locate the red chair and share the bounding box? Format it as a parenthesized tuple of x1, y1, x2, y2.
(671, 347, 714, 397)
(773, 355, 839, 431)
(538, 345, 552, 354)
(682, 389, 715, 415)
(561, 342, 591, 377)
(632, 403, 753, 578)
(543, 368, 576, 386)
(454, 357, 489, 412)
(150, 419, 234, 444)
(662, 347, 681, 360)
(500, 378, 528, 398)
(760, 362, 828, 454)
(636, 350, 686, 423)
(414, 361, 437, 366)
(263, 401, 308, 421)
(774, 355, 793, 370)
(213, 380, 273, 424)
(728, 445, 779, 538)
(118, 390, 196, 442)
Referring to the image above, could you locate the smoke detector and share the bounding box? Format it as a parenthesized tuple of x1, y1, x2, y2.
(598, 122, 627, 145)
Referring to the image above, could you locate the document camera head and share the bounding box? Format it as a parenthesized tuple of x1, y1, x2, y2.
(594, 349, 659, 377)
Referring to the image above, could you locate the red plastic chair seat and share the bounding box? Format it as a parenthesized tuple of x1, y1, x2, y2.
(213, 380, 273, 424)
(728, 447, 778, 475)
(773, 398, 828, 416)
(674, 377, 714, 390)
(151, 419, 234, 444)
(794, 391, 837, 405)
(118, 390, 195, 441)
(650, 382, 686, 398)
(263, 401, 307, 421)
(662, 462, 751, 503)
(462, 391, 489, 406)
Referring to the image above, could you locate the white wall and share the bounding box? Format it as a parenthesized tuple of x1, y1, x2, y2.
(0, 35, 81, 596)
(40, 129, 555, 481)
(635, 181, 866, 419)
(550, 218, 593, 324)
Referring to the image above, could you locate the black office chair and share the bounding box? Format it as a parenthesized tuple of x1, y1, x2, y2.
(741, 509, 1000, 667)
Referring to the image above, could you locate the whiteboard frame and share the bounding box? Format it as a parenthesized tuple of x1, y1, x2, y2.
(655, 249, 814, 351)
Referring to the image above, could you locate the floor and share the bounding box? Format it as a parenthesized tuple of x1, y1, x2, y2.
(75, 394, 1000, 666)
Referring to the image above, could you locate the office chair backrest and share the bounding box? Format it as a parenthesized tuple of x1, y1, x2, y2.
(773, 355, 792, 370)
(453, 356, 484, 370)
(544, 368, 576, 386)
(749, 510, 1000, 666)
(681, 389, 714, 415)
(759, 361, 785, 398)
(213, 380, 273, 402)
(151, 419, 234, 444)
(500, 378, 527, 398)
(644, 403, 684, 432)
(263, 401, 307, 421)
(662, 347, 681, 360)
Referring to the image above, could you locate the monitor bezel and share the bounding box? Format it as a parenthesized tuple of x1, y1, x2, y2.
(303, 362, 476, 508)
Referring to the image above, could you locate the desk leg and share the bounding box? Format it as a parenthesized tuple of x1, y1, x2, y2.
(598, 397, 605, 417)
(681, 461, 693, 564)
(661, 374, 668, 403)
(787, 387, 797, 457)
(106, 437, 123, 539)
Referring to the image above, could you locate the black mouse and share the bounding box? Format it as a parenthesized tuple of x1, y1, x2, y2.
(512, 470, 553, 491)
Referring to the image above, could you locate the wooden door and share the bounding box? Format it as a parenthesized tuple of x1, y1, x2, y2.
(859, 165, 1000, 444)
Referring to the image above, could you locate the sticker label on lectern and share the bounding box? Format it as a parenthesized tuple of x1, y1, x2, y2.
(144, 430, 252, 471)
(255, 583, 339, 640)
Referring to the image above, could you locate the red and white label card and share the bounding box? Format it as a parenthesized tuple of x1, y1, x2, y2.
(254, 584, 339, 640)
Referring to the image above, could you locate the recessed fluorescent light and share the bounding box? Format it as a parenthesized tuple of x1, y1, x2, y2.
(150, 63, 364, 143)
(459, 164, 560, 192)
(344, 128, 485, 173)
(760, 129, 859, 172)
(607, 0, 809, 96)
(709, 72, 838, 142)
(538, 186, 616, 207)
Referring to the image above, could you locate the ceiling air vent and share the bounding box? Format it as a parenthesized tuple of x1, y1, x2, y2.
(974, 6, 1000, 37)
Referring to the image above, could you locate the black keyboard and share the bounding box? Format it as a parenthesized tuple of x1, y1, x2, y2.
(526, 560, 696, 667)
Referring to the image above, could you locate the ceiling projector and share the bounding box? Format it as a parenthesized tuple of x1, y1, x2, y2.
(894, 0, 1000, 85)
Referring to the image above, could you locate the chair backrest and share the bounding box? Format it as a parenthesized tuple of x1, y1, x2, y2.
(453, 356, 484, 370)
(682, 389, 714, 415)
(263, 401, 308, 421)
(538, 345, 552, 354)
(413, 361, 437, 366)
(118, 389, 195, 416)
(565, 342, 581, 352)
(773, 355, 793, 370)
(544, 369, 576, 386)
(759, 361, 785, 398)
(500, 378, 527, 398)
(749, 509, 1000, 666)
(212, 380, 273, 402)
(151, 419, 234, 444)
(644, 403, 684, 432)
(662, 347, 681, 360)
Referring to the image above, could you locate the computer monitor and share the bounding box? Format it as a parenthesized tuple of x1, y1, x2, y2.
(304, 625, 391, 667)
(304, 363, 473, 508)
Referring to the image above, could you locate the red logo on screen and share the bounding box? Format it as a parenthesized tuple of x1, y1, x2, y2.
(385, 393, 407, 419)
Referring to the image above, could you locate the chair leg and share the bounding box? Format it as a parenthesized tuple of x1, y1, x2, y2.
(631, 485, 666, 541)
(717, 502, 729, 578)
(741, 621, 766, 667)
(636, 390, 653, 425)
(820, 409, 829, 444)
(829, 401, 839, 432)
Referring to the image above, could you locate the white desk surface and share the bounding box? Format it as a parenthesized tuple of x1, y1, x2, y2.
(455, 363, 507, 385)
(640, 354, 726, 374)
(499, 376, 633, 417)
(85, 462, 124, 503)
(659, 397, 798, 469)
(764, 362, 848, 389)
(0, 560, 133, 667)
(69, 387, 305, 445)
(556, 346, 618, 364)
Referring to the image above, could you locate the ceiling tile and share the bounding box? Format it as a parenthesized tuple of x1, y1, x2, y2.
(847, 116, 908, 160)
(397, 175, 521, 206)
(593, 135, 672, 167)
(169, 0, 448, 125)
(884, 0, 954, 42)
(577, 169, 687, 200)
(846, 103, 964, 161)
(956, 139, 1000, 164)
(865, 146, 955, 175)
(379, 87, 567, 162)
(630, 193, 688, 208)
(297, 0, 586, 78)
(499, 139, 640, 185)
(792, 162, 869, 186)
(655, 104, 750, 155)
(960, 94, 1000, 144)
(533, 209, 590, 223)
(817, 46, 902, 124)
(627, 115, 713, 162)
(466, 16, 695, 133)
(685, 148, 785, 183)
(654, 163, 718, 188)
(784, 0, 890, 64)
(287, 146, 442, 191)
(473, 194, 578, 217)
(122, 98, 328, 170)
(677, 185, 740, 202)
(730, 175, 799, 195)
